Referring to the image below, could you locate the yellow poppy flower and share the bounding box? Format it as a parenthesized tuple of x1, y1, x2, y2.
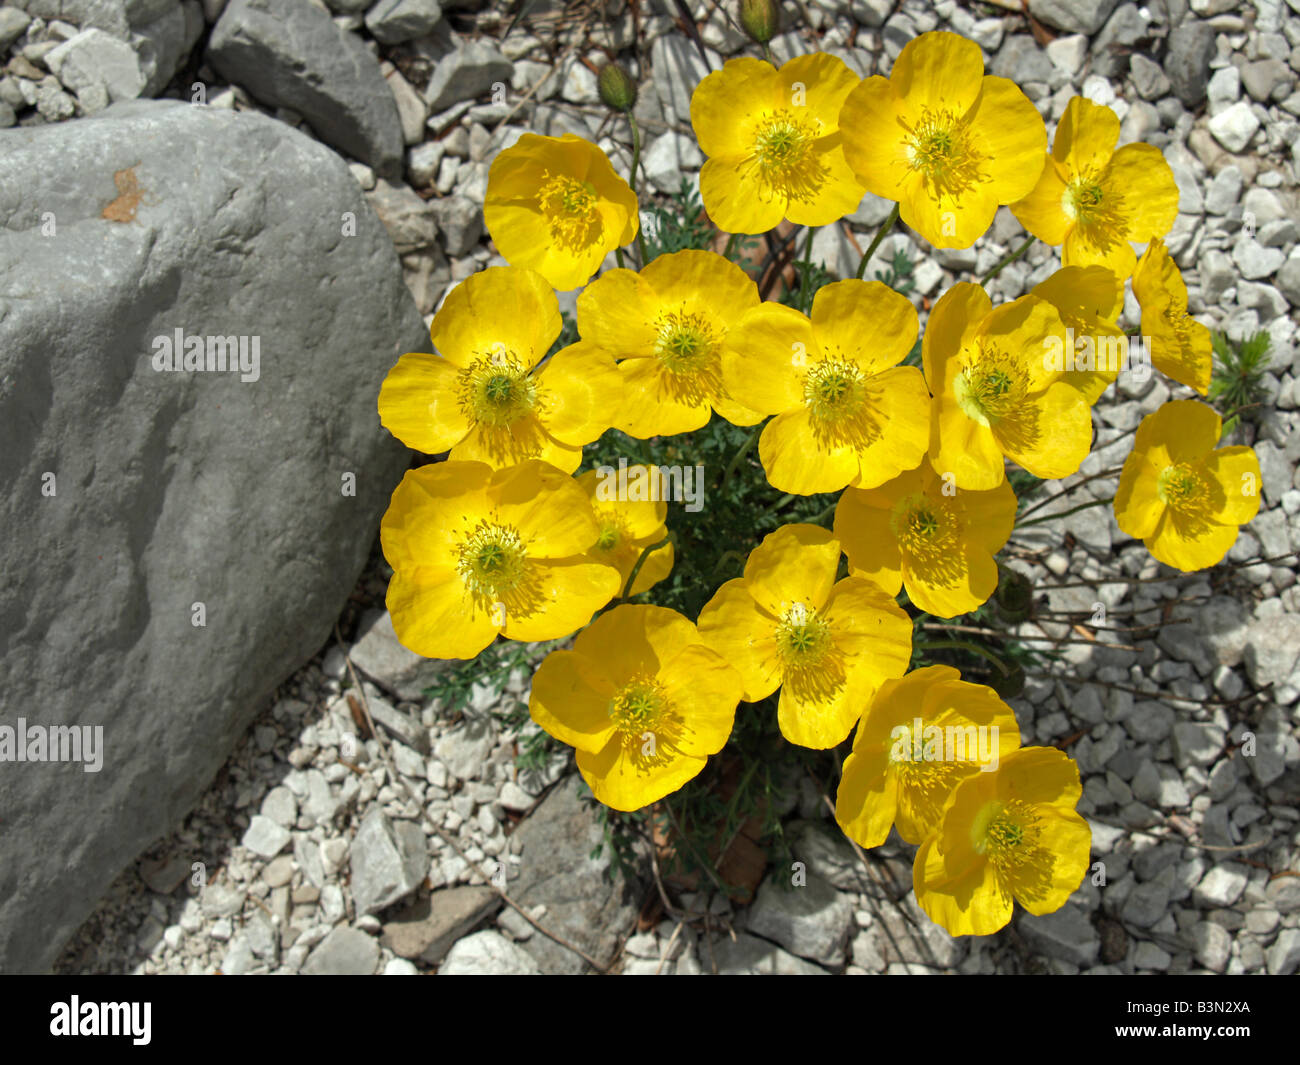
(576, 249, 763, 436)
(576, 467, 675, 596)
(723, 279, 930, 495)
(1114, 400, 1261, 571)
(1031, 265, 1126, 404)
(529, 604, 744, 811)
(833, 455, 1016, 618)
(838, 30, 1046, 248)
(690, 52, 867, 233)
(1010, 96, 1179, 280)
(696, 524, 913, 750)
(914, 746, 1091, 936)
(836, 666, 1022, 848)
(1131, 239, 1212, 395)
(484, 133, 639, 291)
(380, 460, 621, 660)
(926, 283, 1091, 490)
(378, 266, 620, 472)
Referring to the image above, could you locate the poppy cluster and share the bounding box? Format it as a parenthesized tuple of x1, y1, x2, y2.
(374, 31, 1260, 936)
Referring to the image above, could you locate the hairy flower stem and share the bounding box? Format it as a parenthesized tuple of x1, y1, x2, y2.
(980, 234, 1035, 285)
(799, 225, 816, 311)
(720, 420, 765, 492)
(913, 638, 1011, 675)
(622, 534, 672, 598)
(855, 203, 900, 279)
(628, 112, 650, 267)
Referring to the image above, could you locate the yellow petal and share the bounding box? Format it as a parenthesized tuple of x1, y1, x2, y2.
(488, 460, 599, 557)
(657, 643, 743, 757)
(743, 523, 841, 617)
(699, 155, 786, 235)
(723, 302, 812, 416)
(689, 57, 777, 159)
(377, 353, 471, 455)
(1053, 96, 1120, 175)
(529, 649, 618, 754)
(931, 398, 1005, 491)
(892, 30, 985, 115)
(431, 266, 559, 370)
(839, 75, 913, 196)
(576, 268, 656, 356)
(923, 282, 992, 396)
(1009, 155, 1070, 245)
(1104, 143, 1180, 242)
(810, 279, 917, 375)
(833, 487, 904, 596)
(835, 745, 896, 848)
(697, 578, 784, 702)
(386, 566, 496, 660)
(1203, 446, 1263, 525)
(577, 736, 707, 812)
(760, 406, 861, 494)
(504, 556, 621, 641)
(993, 381, 1092, 481)
(965, 75, 1048, 205)
(914, 832, 1013, 937)
(614, 356, 713, 438)
(1147, 507, 1240, 572)
(535, 341, 621, 445)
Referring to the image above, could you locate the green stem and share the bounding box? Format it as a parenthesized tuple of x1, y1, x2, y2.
(913, 639, 1010, 676)
(980, 235, 1035, 285)
(762, 42, 774, 64)
(628, 112, 650, 267)
(1015, 496, 1111, 530)
(720, 421, 764, 492)
(855, 203, 900, 280)
(723, 232, 739, 262)
(622, 534, 672, 599)
(615, 247, 624, 269)
(758, 492, 795, 519)
(799, 225, 816, 311)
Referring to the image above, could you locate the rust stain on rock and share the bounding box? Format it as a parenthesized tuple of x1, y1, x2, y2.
(102, 166, 147, 223)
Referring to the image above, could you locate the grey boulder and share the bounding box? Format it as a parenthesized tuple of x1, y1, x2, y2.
(208, 0, 404, 177)
(0, 99, 419, 972)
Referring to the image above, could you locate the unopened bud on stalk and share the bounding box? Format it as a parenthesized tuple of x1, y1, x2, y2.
(597, 62, 638, 112)
(739, 0, 780, 45)
(994, 566, 1033, 623)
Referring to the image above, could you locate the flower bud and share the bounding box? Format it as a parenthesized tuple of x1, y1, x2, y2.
(994, 566, 1033, 623)
(739, 0, 780, 45)
(597, 63, 638, 112)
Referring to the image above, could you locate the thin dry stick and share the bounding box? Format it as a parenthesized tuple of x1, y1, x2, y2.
(1037, 552, 1299, 591)
(1016, 466, 1125, 522)
(920, 621, 1140, 652)
(654, 918, 685, 976)
(334, 624, 612, 973)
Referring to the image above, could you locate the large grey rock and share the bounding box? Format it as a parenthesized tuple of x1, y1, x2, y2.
(349, 809, 429, 916)
(1026, 0, 1118, 34)
(507, 775, 640, 973)
(0, 100, 419, 972)
(207, 0, 404, 177)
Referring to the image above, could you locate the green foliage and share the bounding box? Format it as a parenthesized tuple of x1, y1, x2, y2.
(874, 246, 916, 297)
(1209, 330, 1272, 435)
(642, 178, 714, 261)
(555, 182, 1042, 893)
